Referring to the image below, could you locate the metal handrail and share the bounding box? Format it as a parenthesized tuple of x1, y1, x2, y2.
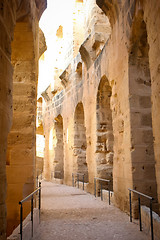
(128, 188, 154, 240)
(36, 171, 42, 187)
(72, 173, 85, 190)
(19, 182, 41, 240)
(94, 177, 111, 204)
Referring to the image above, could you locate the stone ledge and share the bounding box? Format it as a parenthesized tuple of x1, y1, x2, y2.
(7, 208, 39, 240)
(141, 205, 160, 240)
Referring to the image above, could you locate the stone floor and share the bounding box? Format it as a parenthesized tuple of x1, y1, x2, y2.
(32, 181, 149, 240)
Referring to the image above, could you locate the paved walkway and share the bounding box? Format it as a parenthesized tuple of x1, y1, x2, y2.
(32, 181, 149, 240)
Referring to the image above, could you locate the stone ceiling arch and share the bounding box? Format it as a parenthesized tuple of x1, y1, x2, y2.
(96, 0, 121, 28)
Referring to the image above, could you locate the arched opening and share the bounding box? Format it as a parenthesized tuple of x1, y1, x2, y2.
(96, 76, 114, 192)
(80, 0, 111, 68)
(129, 10, 158, 212)
(51, 115, 64, 180)
(73, 102, 88, 182)
(36, 97, 44, 181)
(6, 18, 37, 235)
(96, 0, 120, 28)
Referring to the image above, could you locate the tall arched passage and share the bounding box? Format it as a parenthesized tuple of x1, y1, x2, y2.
(6, 18, 37, 235)
(36, 97, 44, 179)
(96, 76, 114, 189)
(52, 115, 64, 180)
(129, 10, 158, 208)
(73, 102, 88, 182)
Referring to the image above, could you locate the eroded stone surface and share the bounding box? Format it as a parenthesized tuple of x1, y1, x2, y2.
(41, 0, 160, 218)
(0, 0, 46, 238)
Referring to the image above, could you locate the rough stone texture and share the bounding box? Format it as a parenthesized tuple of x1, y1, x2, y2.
(42, 0, 160, 220)
(0, 0, 46, 239)
(0, 0, 160, 239)
(96, 76, 113, 189)
(50, 114, 64, 180)
(143, 0, 160, 211)
(0, 1, 16, 238)
(36, 98, 45, 179)
(6, 15, 38, 236)
(73, 103, 88, 182)
(141, 205, 160, 240)
(39, 28, 47, 58)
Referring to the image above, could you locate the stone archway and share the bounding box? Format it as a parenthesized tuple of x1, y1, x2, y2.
(6, 18, 38, 235)
(73, 102, 88, 182)
(129, 10, 158, 209)
(96, 76, 114, 190)
(52, 115, 64, 180)
(36, 97, 45, 180)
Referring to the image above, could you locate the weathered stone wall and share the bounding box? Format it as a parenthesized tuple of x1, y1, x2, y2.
(42, 0, 160, 217)
(50, 114, 64, 180)
(7, 14, 38, 234)
(73, 0, 85, 58)
(96, 76, 113, 189)
(0, 0, 46, 238)
(0, 1, 16, 239)
(95, 0, 160, 213)
(73, 102, 88, 182)
(142, 0, 160, 210)
(36, 98, 44, 178)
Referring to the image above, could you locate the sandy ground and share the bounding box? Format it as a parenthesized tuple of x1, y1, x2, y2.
(32, 181, 149, 240)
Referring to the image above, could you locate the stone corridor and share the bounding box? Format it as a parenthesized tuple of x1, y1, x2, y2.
(32, 181, 149, 240)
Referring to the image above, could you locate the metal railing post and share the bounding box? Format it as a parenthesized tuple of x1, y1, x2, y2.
(31, 196, 34, 237)
(39, 182, 41, 223)
(138, 195, 142, 231)
(77, 174, 79, 188)
(109, 190, 111, 205)
(150, 199, 154, 240)
(19, 183, 42, 240)
(128, 188, 154, 239)
(94, 177, 110, 200)
(101, 182, 103, 201)
(36, 175, 38, 188)
(72, 173, 74, 187)
(129, 190, 132, 222)
(94, 178, 96, 197)
(20, 203, 23, 240)
(83, 174, 84, 191)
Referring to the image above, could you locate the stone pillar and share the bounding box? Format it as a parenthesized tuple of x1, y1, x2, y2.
(6, 18, 37, 235)
(96, 76, 113, 190)
(128, 9, 158, 212)
(143, 0, 160, 210)
(52, 115, 64, 180)
(0, 1, 16, 239)
(73, 103, 88, 182)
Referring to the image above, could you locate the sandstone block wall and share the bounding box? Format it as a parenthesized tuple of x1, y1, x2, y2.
(0, 2, 16, 238)
(7, 18, 37, 235)
(0, 0, 46, 238)
(42, 0, 160, 217)
(143, 0, 160, 209)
